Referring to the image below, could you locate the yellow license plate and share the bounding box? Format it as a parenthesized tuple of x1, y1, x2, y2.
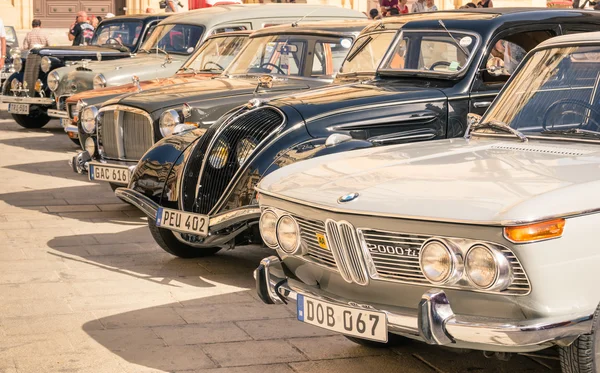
(316, 233, 328, 250)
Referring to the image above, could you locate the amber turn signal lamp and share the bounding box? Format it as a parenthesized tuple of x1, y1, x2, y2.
(504, 218, 565, 243)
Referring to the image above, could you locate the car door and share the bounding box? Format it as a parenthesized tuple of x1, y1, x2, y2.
(469, 26, 559, 116)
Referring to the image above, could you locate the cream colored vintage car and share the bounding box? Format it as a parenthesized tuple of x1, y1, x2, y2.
(254, 32, 600, 372)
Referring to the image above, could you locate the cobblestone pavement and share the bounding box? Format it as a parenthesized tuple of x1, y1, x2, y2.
(0, 116, 560, 373)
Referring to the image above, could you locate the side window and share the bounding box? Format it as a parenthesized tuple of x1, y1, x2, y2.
(211, 25, 248, 35)
(311, 39, 353, 78)
(246, 41, 305, 76)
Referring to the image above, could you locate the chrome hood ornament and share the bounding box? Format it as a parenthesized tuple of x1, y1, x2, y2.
(132, 75, 142, 92)
(254, 75, 273, 94)
(338, 192, 359, 203)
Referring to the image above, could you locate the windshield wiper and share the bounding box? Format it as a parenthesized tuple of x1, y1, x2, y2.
(540, 128, 600, 139)
(470, 120, 528, 142)
(438, 20, 469, 58)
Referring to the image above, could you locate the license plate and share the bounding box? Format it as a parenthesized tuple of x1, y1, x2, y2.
(156, 207, 209, 237)
(61, 118, 72, 128)
(89, 164, 130, 184)
(8, 103, 29, 115)
(297, 295, 387, 342)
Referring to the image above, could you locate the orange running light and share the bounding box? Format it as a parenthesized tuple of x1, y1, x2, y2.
(504, 218, 565, 243)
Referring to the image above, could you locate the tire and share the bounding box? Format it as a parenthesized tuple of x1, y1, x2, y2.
(70, 137, 81, 146)
(345, 333, 408, 348)
(560, 305, 600, 373)
(11, 110, 51, 129)
(147, 218, 221, 258)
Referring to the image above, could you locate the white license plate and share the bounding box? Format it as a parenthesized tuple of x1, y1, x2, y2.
(89, 164, 130, 184)
(297, 295, 387, 342)
(156, 207, 209, 237)
(8, 103, 29, 115)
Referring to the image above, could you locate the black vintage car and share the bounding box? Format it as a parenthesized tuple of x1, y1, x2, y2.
(117, 8, 600, 258)
(83, 20, 368, 190)
(1, 14, 168, 129)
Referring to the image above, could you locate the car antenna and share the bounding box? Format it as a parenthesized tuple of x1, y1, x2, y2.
(292, 9, 318, 27)
(438, 20, 469, 58)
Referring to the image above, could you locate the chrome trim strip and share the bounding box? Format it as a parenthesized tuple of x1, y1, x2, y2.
(331, 113, 437, 131)
(256, 256, 593, 349)
(1, 96, 54, 105)
(48, 109, 69, 118)
(115, 188, 159, 219)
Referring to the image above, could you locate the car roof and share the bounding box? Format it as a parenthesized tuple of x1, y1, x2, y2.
(537, 30, 600, 48)
(251, 19, 371, 38)
(159, 4, 365, 27)
(101, 13, 170, 22)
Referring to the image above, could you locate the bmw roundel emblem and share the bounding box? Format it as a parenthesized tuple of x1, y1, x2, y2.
(338, 192, 359, 203)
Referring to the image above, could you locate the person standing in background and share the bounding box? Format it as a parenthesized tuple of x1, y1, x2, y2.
(381, 0, 399, 15)
(425, 0, 438, 11)
(69, 11, 95, 46)
(411, 0, 426, 12)
(23, 19, 50, 49)
(166, 0, 181, 13)
(0, 17, 6, 70)
(398, 0, 409, 13)
(481, 0, 493, 7)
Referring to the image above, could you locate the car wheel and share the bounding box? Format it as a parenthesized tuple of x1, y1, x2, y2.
(344, 334, 408, 348)
(559, 305, 600, 373)
(147, 218, 221, 258)
(11, 110, 51, 129)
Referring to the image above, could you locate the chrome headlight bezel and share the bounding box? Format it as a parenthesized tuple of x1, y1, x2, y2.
(10, 78, 19, 91)
(41, 56, 52, 73)
(259, 209, 279, 248)
(9, 48, 21, 59)
(12, 58, 22, 73)
(419, 239, 463, 285)
(81, 106, 98, 134)
(47, 71, 60, 91)
(236, 137, 257, 166)
(276, 214, 301, 254)
(93, 74, 107, 89)
(465, 244, 510, 290)
(208, 138, 230, 169)
(84, 136, 96, 156)
(159, 109, 181, 137)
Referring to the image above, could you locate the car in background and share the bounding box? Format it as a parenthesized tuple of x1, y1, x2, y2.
(1, 14, 168, 129)
(66, 30, 250, 146)
(115, 8, 600, 259)
(45, 4, 366, 125)
(254, 30, 600, 373)
(0, 26, 20, 87)
(79, 20, 367, 196)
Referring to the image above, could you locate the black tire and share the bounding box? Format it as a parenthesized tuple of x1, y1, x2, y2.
(345, 333, 408, 348)
(70, 137, 81, 146)
(560, 305, 600, 373)
(147, 218, 221, 258)
(11, 111, 51, 129)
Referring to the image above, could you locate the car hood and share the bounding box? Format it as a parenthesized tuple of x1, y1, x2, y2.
(258, 137, 600, 225)
(66, 73, 217, 105)
(36, 45, 130, 58)
(109, 76, 314, 114)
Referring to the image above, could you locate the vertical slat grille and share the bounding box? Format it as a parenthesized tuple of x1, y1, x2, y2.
(181, 127, 217, 212)
(325, 220, 354, 284)
(123, 111, 153, 159)
(194, 108, 283, 215)
(295, 216, 336, 267)
(23, 54, 41, 95)
(100, 111, 118, 158)
(324, 219, 369, 286)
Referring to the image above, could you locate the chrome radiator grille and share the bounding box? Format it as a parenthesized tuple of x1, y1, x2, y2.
(294, 216, 336, 268)
(326, 220, 368, 286)
(99, 107, 154, 160)
(193, 107, 284, 215)
(23, 54, 41, 95)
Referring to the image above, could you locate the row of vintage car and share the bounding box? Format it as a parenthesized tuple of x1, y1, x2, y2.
(3, 5, 600, 371)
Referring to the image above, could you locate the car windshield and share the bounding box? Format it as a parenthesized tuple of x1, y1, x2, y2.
(481, 45, 600, 139)
(91, 20, 145, 48)
(379, 30, 478, 76)
(140, 24, 204, 55)
(339, 31, 395, 75)
(224, 34, 353, 78)
(4, 26, 17, 47)
(180, 34, 248, 73)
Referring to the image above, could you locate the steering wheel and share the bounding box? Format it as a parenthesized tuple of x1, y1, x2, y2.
(543, 98, 600, 131)
(105, 37, 123, 46)
(429, 61, 452, 71)
(260, 62, 286, 75)
(203, 61, 224, 70)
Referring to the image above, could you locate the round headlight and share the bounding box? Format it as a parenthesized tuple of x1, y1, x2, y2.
(420, 240, 456, 284)
(81, 106, 98, 134)
(259, 210, 279, 248)
(93, 74, 107, 89)
(41, 56, 52, 73)
(9, 48, 21, 59)
(13, 58, 22, 73)
(84, 136, 96, 156)
(236, 137, 257, 165)
(276, 215, 300, 254)
(159, 109, 181, 137)
(465, 245, 499, 289)
(47, 71, 60, 91)
(208, 139, 230, 169)
(10, 78, 19, 91)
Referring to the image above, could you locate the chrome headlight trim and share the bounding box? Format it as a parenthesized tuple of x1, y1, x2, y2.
(259, 209, 279, 249)
(93, 73, 107, 89)
(159, 109, 181, 137)
(276, 214, 301, 254)
(10, 78, 19, 91)
(465, 244, 510, 291)
(47, 71, 60, 91)
(419, 238, 463, 285)
(12, 58, 22, 73)
(81, 105, 98, 134)
(41, 56, 52, 73)
(182, 103, 192, 119)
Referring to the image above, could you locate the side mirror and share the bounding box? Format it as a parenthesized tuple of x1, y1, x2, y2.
(467, 113, 482, 127)
(486, 64, 505, 77)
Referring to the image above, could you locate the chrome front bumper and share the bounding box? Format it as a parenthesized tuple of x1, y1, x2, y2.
(255, 256, 594, 352)
(48, 109, 69, 118)
(1, 95, 54, 105)
(115, 187, 262, 232)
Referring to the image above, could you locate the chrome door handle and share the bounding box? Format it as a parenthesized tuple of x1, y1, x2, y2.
(473, 101, 492, 108)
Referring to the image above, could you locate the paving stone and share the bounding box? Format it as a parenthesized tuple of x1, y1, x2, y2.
(94, 307, 188, 329)
(288, 335, 392, 360)
(152, 322, 251, 346)
(290, 355, 434, 373)
(175, 302, 294, 324)
(203, 340, 307, 367)
(46, 204, 101, 212)
(236, 318, 337, 340)
(199, 364, 296, 373)
(0, 312, 103, 336)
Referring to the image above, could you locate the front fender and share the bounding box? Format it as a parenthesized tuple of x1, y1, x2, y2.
(129, 127, 207, 204)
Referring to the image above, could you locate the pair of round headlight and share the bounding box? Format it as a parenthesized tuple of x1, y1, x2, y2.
(419, 240, 509, 290)
(84, 137, 96, 156)
(259, 210, 301, 254)
(47, 71, 60, 92)
(81, 106, 98, 134)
